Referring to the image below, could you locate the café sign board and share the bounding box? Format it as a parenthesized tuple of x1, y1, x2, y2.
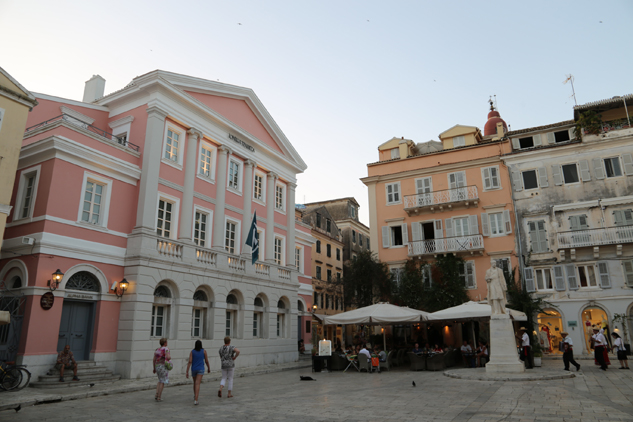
(66, 292, 97, 301)
(40, 292, 54, 310)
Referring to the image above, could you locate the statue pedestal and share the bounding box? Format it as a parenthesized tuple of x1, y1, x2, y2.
(486, 314, 525, 374)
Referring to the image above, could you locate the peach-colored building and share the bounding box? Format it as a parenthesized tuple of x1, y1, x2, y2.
(0, 71, 310, 380)
(361, 108, 519, 315)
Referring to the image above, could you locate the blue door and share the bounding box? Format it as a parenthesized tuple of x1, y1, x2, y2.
(57, 301, 93, 360)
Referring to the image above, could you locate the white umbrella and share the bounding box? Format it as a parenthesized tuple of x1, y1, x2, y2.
(428, 301, 527, 321)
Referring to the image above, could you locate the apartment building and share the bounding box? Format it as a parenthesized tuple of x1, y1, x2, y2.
(0, 71, 309, 378)
(504, 94, 633, 355)
(362, 108, 519, 306)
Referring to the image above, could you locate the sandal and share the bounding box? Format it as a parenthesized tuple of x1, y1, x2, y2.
(218, 389, 222, 398)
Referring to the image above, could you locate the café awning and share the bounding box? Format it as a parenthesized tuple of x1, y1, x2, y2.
(322, 302, 430, 325)
(428, 301, 527, 322)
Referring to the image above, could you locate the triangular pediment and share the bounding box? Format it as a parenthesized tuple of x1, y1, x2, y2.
(438, 125, 479, 139)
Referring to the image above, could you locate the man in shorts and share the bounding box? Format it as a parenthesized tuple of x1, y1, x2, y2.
(56, 345, 80, 382)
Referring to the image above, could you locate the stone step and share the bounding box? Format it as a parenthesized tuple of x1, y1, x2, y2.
(46, 366, 112, 376)
(30, 374, 122, 389)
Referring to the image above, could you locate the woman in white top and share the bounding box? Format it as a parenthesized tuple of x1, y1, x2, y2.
(475, 341, 488, 368)
(611, 332, 629, 369)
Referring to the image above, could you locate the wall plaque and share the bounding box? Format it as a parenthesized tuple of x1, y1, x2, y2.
(40, 292, 55, 310)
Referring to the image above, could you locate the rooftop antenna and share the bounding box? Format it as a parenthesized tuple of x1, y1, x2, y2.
(563, 74, 577, 106)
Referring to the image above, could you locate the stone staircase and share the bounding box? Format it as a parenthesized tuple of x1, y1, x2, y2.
(30, 361, 121, 389)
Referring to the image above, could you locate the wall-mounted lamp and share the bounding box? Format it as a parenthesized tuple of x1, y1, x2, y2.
(112, 278, 129, 298)
(312, 304, 317, 313)
(48, 269, 64, 291)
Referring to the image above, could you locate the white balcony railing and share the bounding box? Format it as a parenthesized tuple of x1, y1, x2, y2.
(278, 267, 291, 280)
(227, 256, 246, 271)
(157, 239, 183, 258)
(196, 249, 217, 265)
(404, 186, 478, 210)
(557, 225, 633, 248)
(408, 234, 484, 256)
(255, 263, 270, 275)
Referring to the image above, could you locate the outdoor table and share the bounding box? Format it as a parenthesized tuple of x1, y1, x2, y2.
(344, 354, 359, 372)
(312, 355, 332, 372)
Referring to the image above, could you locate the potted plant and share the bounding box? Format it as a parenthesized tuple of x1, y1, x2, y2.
(574, 110, 602, 138)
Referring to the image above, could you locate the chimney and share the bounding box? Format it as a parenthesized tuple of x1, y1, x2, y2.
(83, 75, 106, 103)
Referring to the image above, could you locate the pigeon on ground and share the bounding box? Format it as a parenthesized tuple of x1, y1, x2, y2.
(89, 383, 95, 387)
(15, 404, 21, 413)
(300, 376, 316, 381)
(412, 381, 416, 387)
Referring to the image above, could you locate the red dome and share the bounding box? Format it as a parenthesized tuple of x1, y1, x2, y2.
(484, 110, 508, 136)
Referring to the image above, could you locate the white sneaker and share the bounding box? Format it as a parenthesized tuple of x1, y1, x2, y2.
(194, 400, 199, 405)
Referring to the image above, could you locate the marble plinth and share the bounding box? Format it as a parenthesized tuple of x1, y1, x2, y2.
(486, 314, 525, 374)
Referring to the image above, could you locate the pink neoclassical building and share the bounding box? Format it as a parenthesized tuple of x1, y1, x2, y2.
(0, 71, 314, 380)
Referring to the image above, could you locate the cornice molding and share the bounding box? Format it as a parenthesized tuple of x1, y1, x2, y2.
(108, 115, 134, 129)
(187, 128, 203, 139)
(0, 204, 12, 215)
(60, 106, 95, 125)
(158, 178, 184, 192)
(146, 104, 169, 120)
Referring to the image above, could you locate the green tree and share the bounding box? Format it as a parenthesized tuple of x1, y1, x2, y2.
(392, 259, 425, 309)
(422, 254, 469, 312)
(342, 250, 392, 309)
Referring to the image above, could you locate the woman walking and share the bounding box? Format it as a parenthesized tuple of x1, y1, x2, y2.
(218, 336, 240, 398)
(611, 332, 629, 369)
(186, 340, 211, 405)
(153, 338, 170, 401)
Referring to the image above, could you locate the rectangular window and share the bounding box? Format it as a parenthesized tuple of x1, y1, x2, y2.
(316, 240, 321, 253)
(614, 209, 633, 226)
(359, 234, 363, 247)
(367, 239, 370, 249)
(295, 247, 301, 271)
(391, 268, 403, 287)
(327, 269, 332, 282)
(194, 211, 208, 247)
(20, 173, 36, 219)
(528, 220, 548, 253)
(522, 170, 538, 190)
(316, 213, 321, 228)
(228, 160, 241, 190)
(275, 185, 284, 210)
(352, 230, 356, 243)
(554, 130, 570, 143)
(274, 237, 283, 265)
(386, 182, 401, 204)
(519, 136, 534, 149)
(453, 135, 465, 147)
(604, 157, 623, 178)
(390, 225, 403, 246)
(453, 217, 469, 237)
(495, 258, 511, 282)
(253, 312, 259, 337)
(254, 173, 264, 200)
(225, 221, 237, 254)
(277, 314, 283, 337)
(350, 206, 356, 219)
(535, 268, 554, 290)
(151, 305, 165, 337)
(316, 266, 322, 280)
(577, 265, 597, 288)
(337, 272, 341, 281)
(81, 181, 104, 224)
(459, 262, 476, 289)
(326, 244, 331, 257)
(192, 308, 202, 337)
(482, 166, 500, 190)
(391, 148, 400, 159)
(157, 199, 173, 238)
(489, 212, 504, 236)
(336, 248, 341, 260)
(164, 129, 180, 162)
(199, 144, 215, 179)
(623, 260, 633, 287)
(225, 311, 233, 336)
(326, 219, 331, 233)
(562, 164, 579, 184)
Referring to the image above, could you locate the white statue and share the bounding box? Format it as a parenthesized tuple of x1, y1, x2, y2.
(485, 260, 507, 315)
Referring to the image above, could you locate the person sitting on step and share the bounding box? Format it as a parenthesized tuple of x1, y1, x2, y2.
(56, 345, 80, 382)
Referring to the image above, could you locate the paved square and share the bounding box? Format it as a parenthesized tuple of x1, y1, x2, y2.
(4, 360, 633, 421)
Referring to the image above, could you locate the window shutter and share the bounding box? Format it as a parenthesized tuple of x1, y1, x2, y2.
(445, 218, 454, 237)
(537, 167, 548, 187)
(393, 183, 400, 202)
(511, 138, 520, 150)
(466, 261, 476, 289)
(546, 132, 555, 144)
(568, 127, 575, 140)
(415, 179, 424, 194)
(597, 262, 611, 289)
(579, 160, 591, 182)
(624, 260, 633, 287)
(537, 221, 548, 252)
(503, 210, 512, 234)
(381, 226, 390, 248)
(481, 213, 490, 236)
(552, 165, 563, 185)
(614, 210, 624, 226)
(482, 168, 491, 189)
(424, 177, 432, 193)
(448, 173, 457, 189)
(565, 264, 578, 290)
(623, 153, 633, 175)
(625, 209, 633, 224)
(553, 265, 566, 291)
(524, 268, 535, 292)
(411, 222, 422, 241)
(434, 219, 443, 239)
(592, 158, 605, 180)
(386, 184, 393, 203)
(528, 221, 537, 251)
(468, 215, 479, 235)
(491, 167, 500, 188)
(401, 223, 409, 245)
(579, 214, 588, 229)
(512, 171, 523, 192)
(533, 134, 542, 147)
(457, 171, 466, 187)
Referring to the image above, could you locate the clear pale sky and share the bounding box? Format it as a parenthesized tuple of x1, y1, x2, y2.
(2, 1, 631, 225)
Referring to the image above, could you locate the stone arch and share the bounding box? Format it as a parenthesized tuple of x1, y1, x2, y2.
(579, 302, 612, 354)
(60, 264, 108, 294)
(0, 259, 29, 289)
(194, 285, 215, 304)
(297, 297, 308, 315)
(277, 295, 290, 310)
(154, 279, 179, 299)
(254, 292, 269, 308)
(226, 289, 244, 305)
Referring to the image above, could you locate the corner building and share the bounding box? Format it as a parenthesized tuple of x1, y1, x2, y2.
(0, 71, 310, 379)
(362, 109, 519, 318)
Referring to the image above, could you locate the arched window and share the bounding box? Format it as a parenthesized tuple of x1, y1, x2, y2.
(254, 297, 264, 307)
(154, 285, 171, 298)
(11, 277, 22, 289)
(193, 290, 208, 301)
(66, 271, 100, 292)
(277, 299, 285, 309)
(298, 300, 304, 312)
(227, 294, 238, 304)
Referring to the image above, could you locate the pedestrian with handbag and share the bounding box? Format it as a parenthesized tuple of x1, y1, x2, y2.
(153, 338, 171, 401)
(611, 332, 629, 370)
(218, 336, 240, 398)
(561, 332, 580, 372)
(186, 340, 211, 405)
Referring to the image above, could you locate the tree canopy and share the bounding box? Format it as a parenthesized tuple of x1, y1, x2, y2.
(342, 250, 391, 309)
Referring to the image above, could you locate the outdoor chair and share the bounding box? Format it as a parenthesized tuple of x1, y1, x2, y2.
(380, 351, 392, 372)
(357, 353, 372, 373)
(408, 352, 426, 371)
(330, 353, 348, 371)
(426, 353, 446, 371)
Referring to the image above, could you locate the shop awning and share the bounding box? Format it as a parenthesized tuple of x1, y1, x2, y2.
(322, 302, 430, 325)
(428, 301, 527, 322)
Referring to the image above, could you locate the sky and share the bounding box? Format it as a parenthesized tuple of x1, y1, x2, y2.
(1, 1, 632, 225)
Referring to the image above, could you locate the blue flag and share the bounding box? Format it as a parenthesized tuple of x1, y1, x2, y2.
(245, 211, 259, 265)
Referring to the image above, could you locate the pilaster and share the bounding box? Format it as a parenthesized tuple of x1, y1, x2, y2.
(285, 182, 297, 267)
(242, 160, 257, 256)
(212, 146, 232, 250)
(179, 128, 202, 241)
(266, 172, 278, 261)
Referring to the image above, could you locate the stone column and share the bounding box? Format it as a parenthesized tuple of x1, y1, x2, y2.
(266, 172, 278, 262)
(242, 160, 256, 256)
(285, 182, 296, 267)
(212, 146, 232, 250)
(179, 129, 201, 242)
(135, 106, 168, 232)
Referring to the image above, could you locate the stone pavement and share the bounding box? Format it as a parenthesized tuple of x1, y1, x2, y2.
(2, 360, 633, 421)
